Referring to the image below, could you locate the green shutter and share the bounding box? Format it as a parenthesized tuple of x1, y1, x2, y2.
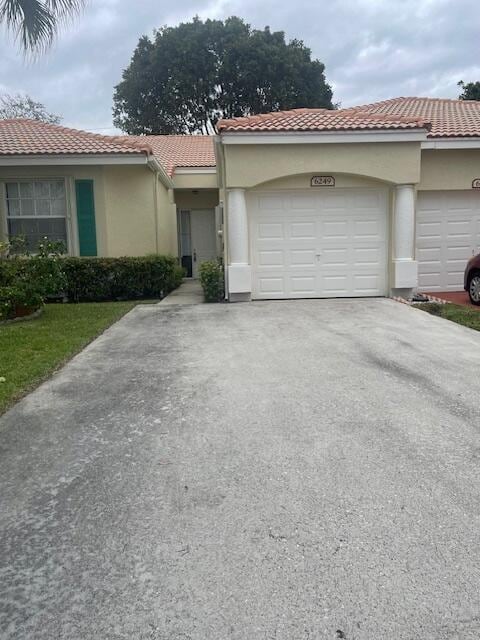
(75, 180, 97, 256)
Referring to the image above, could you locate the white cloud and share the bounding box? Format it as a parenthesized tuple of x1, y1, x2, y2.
(0, 0, 478, 131)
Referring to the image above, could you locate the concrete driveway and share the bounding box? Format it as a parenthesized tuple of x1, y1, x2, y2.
(1, 298, 480, 640)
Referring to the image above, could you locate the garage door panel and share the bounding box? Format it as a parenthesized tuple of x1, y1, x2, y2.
(250, 189, 387, 299)
(447, 268, 467, 284)
(257, 222, 284, 239)
(257, 195, 286, 210)
(321, 220, 349, 239)
(417, 191, 480, 291)
(322, 247, 348, 266)
(290, 194, 317, 209)
(417, 220, 442, 240)
(354, 192, 382, 208)
(353, 246, 382, 266)
(290, 250, 316, 267)
(321, 194, 348, 209)
(290, 276, 316, 294)
(321, 275, 348, 294)
(418, 272, 441, 289)
(290, 221, 316, 238)
(354, 219, 383, 238)
(447, 220, 473, 235)
(258, 250, 284, 266)
(258, 276, 285, 295)
(353, 273, 383, 293)
(417, 248, 441, 264)
(447, 245, 473, 260)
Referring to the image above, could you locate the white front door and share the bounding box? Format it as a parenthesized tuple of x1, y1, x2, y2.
(249, 189, 388, 300)
(417, 191, 480, 291)
(190, 209, 217, 278)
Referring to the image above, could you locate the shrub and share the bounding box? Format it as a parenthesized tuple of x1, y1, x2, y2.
(0, 242, 184, 317)
(198, 259, 224, 302)
(0, 237, 66, 320)
(60, 255, 184, 302)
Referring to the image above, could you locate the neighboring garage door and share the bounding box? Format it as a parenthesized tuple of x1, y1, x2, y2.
(249, 189, 388, 300)
(417, 191, 480, 292)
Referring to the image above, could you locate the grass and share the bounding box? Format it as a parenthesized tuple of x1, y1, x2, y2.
(0, 301, 139, 414)
(416, 302, 480, 332)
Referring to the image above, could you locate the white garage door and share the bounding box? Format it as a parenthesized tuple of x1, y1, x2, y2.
(417, 191, 480, 292)
(249, 189, 388, 300)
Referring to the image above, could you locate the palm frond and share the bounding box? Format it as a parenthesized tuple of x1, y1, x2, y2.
(0, 0, 85, 52)
(45, 0, 85, 21)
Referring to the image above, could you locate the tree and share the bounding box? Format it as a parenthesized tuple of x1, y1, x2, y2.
(0, 93, 61, 123)
(0, 0, 84, 53)
(113, 17, 334, 135)
(458, 80, 480, 101)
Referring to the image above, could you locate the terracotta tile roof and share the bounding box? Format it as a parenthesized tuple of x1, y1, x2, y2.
(0, 120, 217, 176)
(217, 107, 431, 133)
(351, 97, 480, 138)
(132, 135, 216, 177)
(0, 118, 150, 155)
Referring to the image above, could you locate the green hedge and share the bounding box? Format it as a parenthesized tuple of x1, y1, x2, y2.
(0, 254, 184, 314)
(198, 259, 224, 302)
(0, 240, 66, 320)
(60, 256, 184, 302)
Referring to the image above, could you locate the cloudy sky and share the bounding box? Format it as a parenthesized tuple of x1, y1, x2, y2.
(0, 0, 479, 133)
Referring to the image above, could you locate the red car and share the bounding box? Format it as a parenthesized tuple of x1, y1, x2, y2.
(465, 253, 480, 305)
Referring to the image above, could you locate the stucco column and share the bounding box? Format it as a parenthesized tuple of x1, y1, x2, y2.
(393, 184, 418, 293)
(227, 188, 252, 299)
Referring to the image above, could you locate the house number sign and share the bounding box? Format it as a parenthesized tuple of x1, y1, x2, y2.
(472, 178, 480, 189)
(311, 175, 335, 187)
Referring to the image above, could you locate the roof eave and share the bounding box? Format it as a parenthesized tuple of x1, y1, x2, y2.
(422, 137, 480, 149)
(0, 152, 149, 166)
(220, 129, 429, 145)
(173, 166, 217, 175)
(147, 155, 174, 188)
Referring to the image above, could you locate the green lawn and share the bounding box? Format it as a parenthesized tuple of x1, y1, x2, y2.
(416, 302, 480, 332)
(0, 302, 139, 414)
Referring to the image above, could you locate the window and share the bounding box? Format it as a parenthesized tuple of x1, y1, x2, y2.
(5, 180, 68, 251)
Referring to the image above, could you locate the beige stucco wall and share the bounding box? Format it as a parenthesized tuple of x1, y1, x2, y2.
(418, 149, 480, 190)
(102, 166, 158, 256)
(174, 189, 219, 210)
(252, 173, 386, 190)
(223, 142, 422, 188)
(101, 168, 179, 256)
(156, 180, 178, 256)
(172, 173, 218, 190)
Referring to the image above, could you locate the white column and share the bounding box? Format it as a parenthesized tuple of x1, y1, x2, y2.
(227, 189, 251, 296)
(393, 184, 418, 290)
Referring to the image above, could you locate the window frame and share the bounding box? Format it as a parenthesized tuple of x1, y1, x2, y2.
(1, 177, 79, 255)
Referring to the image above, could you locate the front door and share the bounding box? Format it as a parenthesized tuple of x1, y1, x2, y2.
(190, 209, 217, 278)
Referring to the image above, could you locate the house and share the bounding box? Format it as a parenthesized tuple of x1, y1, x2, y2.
(1, 97, 480, 301)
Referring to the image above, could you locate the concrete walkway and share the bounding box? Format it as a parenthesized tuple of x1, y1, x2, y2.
(1, 298, 480, 639)
(159, 279, 204, 306)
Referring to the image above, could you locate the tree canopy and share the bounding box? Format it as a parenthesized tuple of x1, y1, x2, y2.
(458, 80, 480, 101)
(0, 93, 61, 123)
(0, 0, 85, 53)
(113, 16, 334, 135)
